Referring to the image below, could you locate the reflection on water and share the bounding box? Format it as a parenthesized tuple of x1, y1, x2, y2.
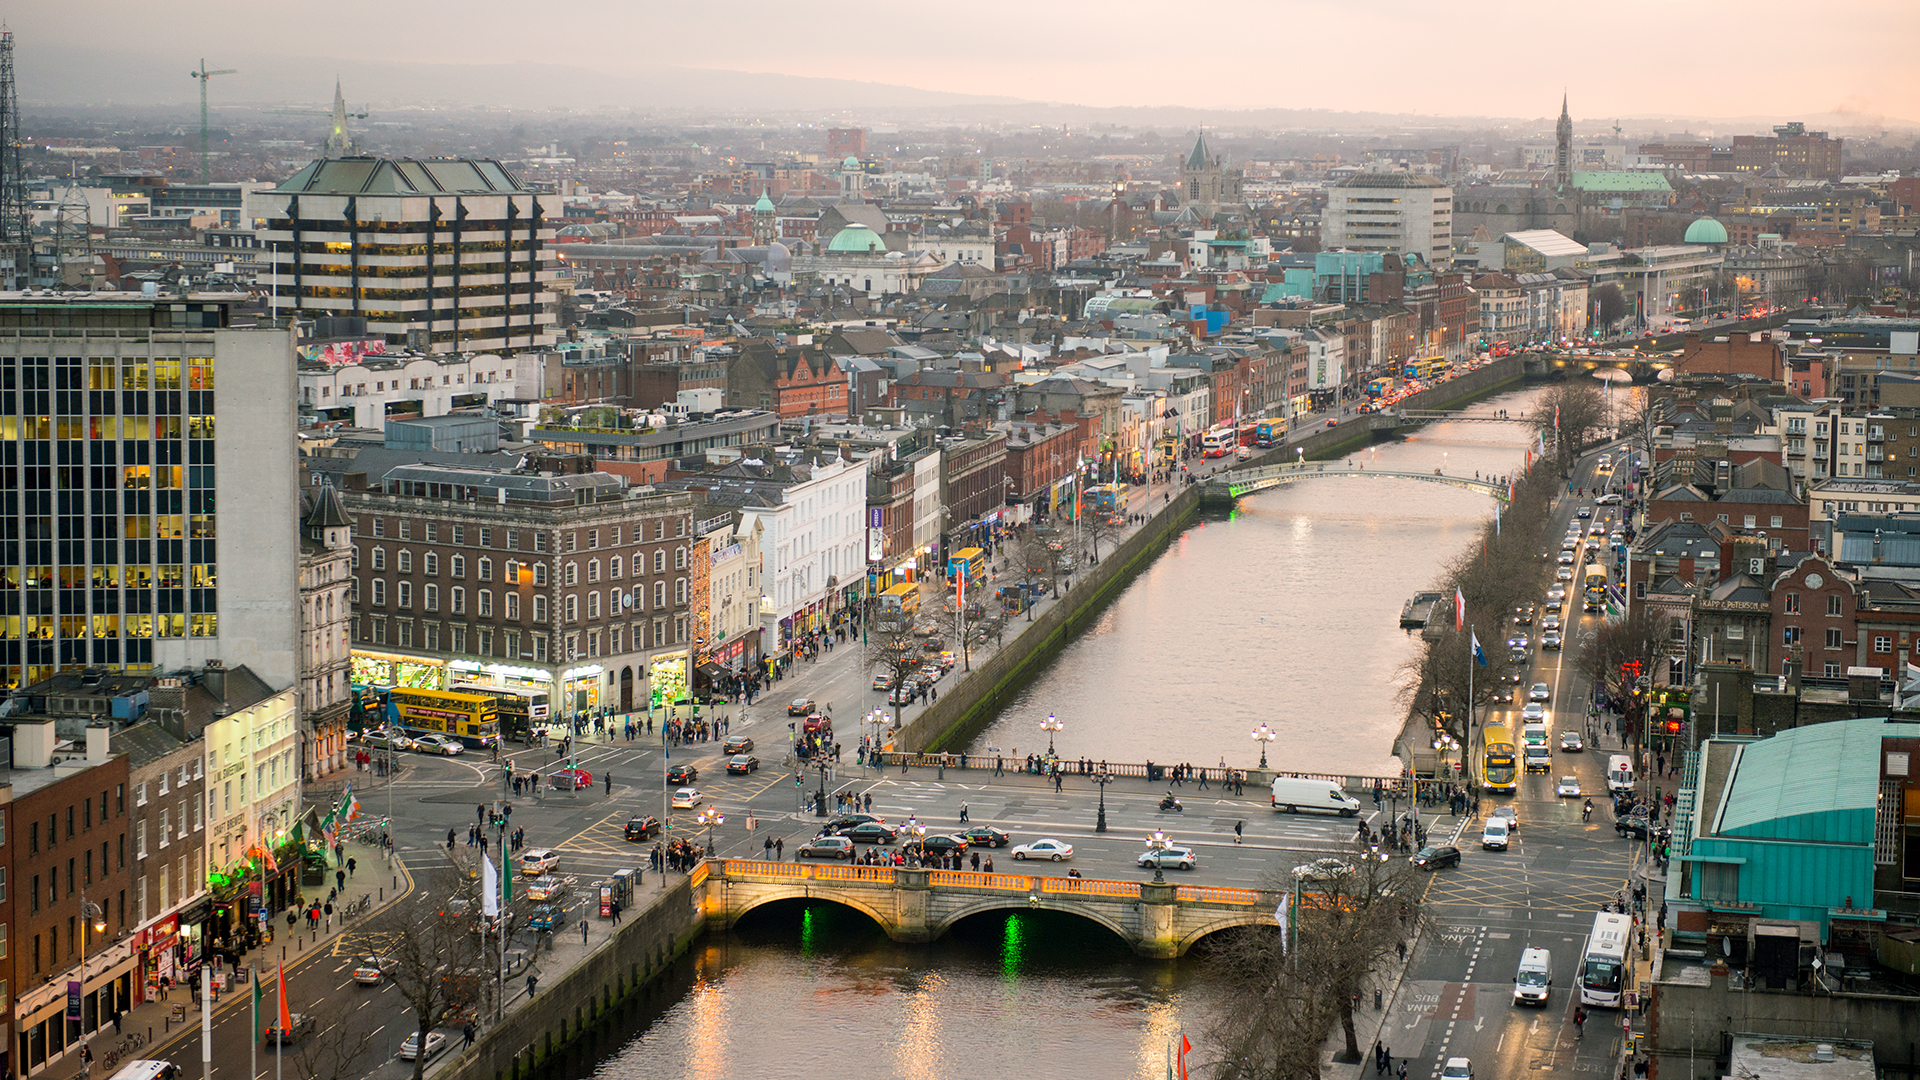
(570, 901, 1205, 1080)
(967, 386, 1549, 776)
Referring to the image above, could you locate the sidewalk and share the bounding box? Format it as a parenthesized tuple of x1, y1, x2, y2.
(80, 839, 415, 1072)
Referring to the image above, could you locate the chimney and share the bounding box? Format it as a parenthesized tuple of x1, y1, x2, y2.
(85, 723, 108, 762)
(13, 718, 53, 769)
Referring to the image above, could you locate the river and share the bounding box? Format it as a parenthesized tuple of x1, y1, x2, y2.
(564, 385, 1550, 1080)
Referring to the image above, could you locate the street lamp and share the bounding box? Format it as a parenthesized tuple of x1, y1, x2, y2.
(1252, 723, 1276, 769)
(1147, 829, 1169, 885)
(815, 759, 830, 818)
(1041, 713, 1062, 756)
(75, 887, 106, 1034)
(696, 806, 724, 857)
(1093, 767, 1113, 833)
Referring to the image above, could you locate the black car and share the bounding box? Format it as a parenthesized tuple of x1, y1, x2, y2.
(624, 815, 662, 841)
(822, 814, 882, 835)
(666, 764, 698, 784)
(726, 754, 760, 775)
(959, 825, 1011, 848)
(722, 735, 755, 754)
(904, 834, 969, 857)
(1411, 844, 1461, 870)
(1615, 810, 1671, 842)
(844, 821, 900, 844)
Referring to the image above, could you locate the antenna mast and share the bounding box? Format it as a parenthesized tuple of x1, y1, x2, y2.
(189, 59, 237, 183)
(0, 28, 29, 288)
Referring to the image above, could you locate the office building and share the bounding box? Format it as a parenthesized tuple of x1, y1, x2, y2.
(1321, 172, 1454, 267)
(0, 292, 300, 692)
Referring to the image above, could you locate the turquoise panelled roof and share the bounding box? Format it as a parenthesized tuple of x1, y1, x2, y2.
(1719, 719, 1910, 841)
(1569, 171, 1673, 193)
(1683, 218, 1729, 245)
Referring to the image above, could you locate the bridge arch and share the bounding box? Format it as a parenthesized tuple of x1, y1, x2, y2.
(1179, 912, 1279, 954)
(724, 886, 892, 933)
(934, 896, 1133, 948)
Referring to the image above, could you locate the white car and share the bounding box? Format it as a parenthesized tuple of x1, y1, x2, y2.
(1546, 585, 1567, 603)
(1555, 566, 1573, 581)
(518, 849, 560, 876)
(1595, 493, 1623, 504)
(1441, 1058, 1474, 1080)
(1528, 683, 1551, 702)
(1138, 846, 1198, 870)
(670, 787, 703, 809)
(413, 735, 464, 756)
(1556, 775, 1582, 798)
(399, 1031, 448, 1062)
(1556, 550, 1575, 565)
(1521, 702, 1546, 723)
(1010, 839, 1074, 862)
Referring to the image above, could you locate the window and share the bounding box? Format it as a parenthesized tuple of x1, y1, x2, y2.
(370, 516, 385, 538)
(478, 527, 492, 549)
(136, 782, 148, 806)
(424, 584, 439, 611)
(653, 551, 666, 574)
(1875, 635, 1892, 653)
(398, 519, 411, 540)
(424, 522, 437, 543)
(478, 589, 493, 617)
(371, 547, 386, 571)
(566, 562, 578, 586)
(397, 549, 412, 573)
(397, 581, 412, 608)
(587, 559, 600, 583)
(1784, 593, 1800, 613)
(654, 521, 665, 541)
(158, 809, 169, 848)
(533, 596, 549, 623)
(1783, 625, 1801, 645)
(675, 578, 687, 604)
(478, 556, 492, 581)
(424, 552, 439, 576)
(505, 593, 520, 620)
(532, 633, 547, 661)
(1828, 594, 1844, 616)
(610, 556, 622, 579)
(564, 532, 576, 554)
(533, 563, 548, 587)
(1771, 516, 1784, 529)
(588, 591, 600, 619)
(449, 625, 466, 653)
(451, 554, 466, 578)
(587, 629, 600, 657)
(451, 587, 465, 615)
(654, 581, 666, 608)
(135, 821, 147, 858)
(565, 594, 578, 623)
(675, 547, 688, 570)
(1827, 627, 1843, 649)
(587, 529, 598, 549)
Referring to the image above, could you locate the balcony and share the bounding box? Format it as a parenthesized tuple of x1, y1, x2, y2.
(1868, 427, 1886, 442)
(1867, 449, 1885, 463)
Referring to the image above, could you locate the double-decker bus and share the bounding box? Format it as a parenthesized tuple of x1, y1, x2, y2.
(1480, 721, 1518, 793)
(946, 547, 987, 585)
(1089, 484, 1127, 512)
(1254, 419, 1286, 448)
(875, 582, 920, 625)
(450, 683, 550, 743)
(1366, 377, 1395, 399)
(1578, 912, 1632, 1006)
(388, 688, 500, 748)
(1583, 564, 1609, 613)
(1201, 428, 1237, 458)
(1418, 356, 1449, 381)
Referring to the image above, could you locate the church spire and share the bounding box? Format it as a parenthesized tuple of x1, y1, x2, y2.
(1554, 92, 1573, 191)
(326, 78, 356, 157)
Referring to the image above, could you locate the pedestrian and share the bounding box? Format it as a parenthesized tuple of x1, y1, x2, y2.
(959, 800, 969, 822)
(605, 771, 614, 795)
(581, 918, 589, 945)
(336, 868, 346, 892)
(527, 974, 538, 998)
(477, 803, 487, 824)
(463, 1021, 475, 1048)
(324, 900, 334, 929)
(1397, 1064, 1407, 1080)
(447, 827, 456, 850)
(1373, 1041, 1384, 1074)
(1234, 820, 1243, 844)
(775, 837, 784, 860)
(611, 901, 622, 925)
(347, 856, 357, 878)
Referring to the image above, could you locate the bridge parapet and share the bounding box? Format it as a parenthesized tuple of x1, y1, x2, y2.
(702, 859, 1278, 958)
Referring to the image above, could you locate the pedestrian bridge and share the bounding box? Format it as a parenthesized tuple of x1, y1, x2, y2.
(1202, 462, 1511, 505)
(692, 859, 1279, 958)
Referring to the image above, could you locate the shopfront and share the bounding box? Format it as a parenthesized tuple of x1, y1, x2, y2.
(560, 664, 605, 716)
(648, 655, 689, 710)
(15, 942, 136, 1077)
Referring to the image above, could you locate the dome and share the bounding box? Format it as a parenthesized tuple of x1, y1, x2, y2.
(1683, 217, 1728, 245)
(825, 223, 886, 254)
(766, 241, 791, 272)
(753, 192, 776, 213)
(842, 155, 862, 171)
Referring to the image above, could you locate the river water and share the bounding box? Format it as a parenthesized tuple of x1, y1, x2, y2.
(567, 386, 1549, 1080)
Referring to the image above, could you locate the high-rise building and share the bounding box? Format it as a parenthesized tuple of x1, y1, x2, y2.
(1320, 172, 1454, 267)
(260, 157, 559, 354)
(0, 292, 300, 692)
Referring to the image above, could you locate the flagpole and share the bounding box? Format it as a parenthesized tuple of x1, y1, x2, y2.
(250, 968, 257, 1080)
(200, 966, 212, 1080)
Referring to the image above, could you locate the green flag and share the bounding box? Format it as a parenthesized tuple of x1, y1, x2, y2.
(503, 850, 513, 904)
(252, 965, 263, 1040)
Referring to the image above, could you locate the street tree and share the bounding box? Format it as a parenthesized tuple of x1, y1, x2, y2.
(1584, 602, 1677, 734)
(1202, 851, 1426, 1079)
(286, 992, 382, 1080)
(1535, 381, 1609, 478)
(373, 868, 498, 1080)
(864, 611, 927, 705)
(1593, 282, 1628, 329)
(1016, 526, 1062, 600)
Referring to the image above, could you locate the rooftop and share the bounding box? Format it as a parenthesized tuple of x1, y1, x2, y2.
(275, 156, 530, 197)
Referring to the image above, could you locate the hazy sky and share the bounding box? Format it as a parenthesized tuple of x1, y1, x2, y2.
(17, 0, 1920, 124)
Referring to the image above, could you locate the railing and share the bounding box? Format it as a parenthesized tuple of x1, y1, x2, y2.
(688, 862, 710, 889)
(1040, 876, 1140, 898)
(812, 865, 897, 883)
(930, 870, 1033, 891)
(1176, 885, 1262, 905)
(722, 859, 809, 878)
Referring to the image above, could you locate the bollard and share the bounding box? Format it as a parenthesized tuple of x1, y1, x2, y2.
(380, 888, 384, 901)
(1374, 989, 1382, 1010)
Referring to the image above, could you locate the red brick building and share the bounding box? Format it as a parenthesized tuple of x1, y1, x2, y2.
(1001, 422, 1077, 504)
(1772, 556, 1859, 679)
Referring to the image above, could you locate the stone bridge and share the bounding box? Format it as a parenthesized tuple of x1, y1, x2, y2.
(693, 859, 1279, 958)
(1202, 461, 1511, 505)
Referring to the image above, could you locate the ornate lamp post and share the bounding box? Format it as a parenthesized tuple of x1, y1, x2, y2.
(1252, 723, 1276, 769)
(815, 759, 829, 818)
(1147, 829, 1169, 885)
(696, 806, 724, 857)
(1041, 713, 1062, 756)
(1093, 767, 1113, 833)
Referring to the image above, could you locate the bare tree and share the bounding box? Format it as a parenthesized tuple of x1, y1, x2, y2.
(1584, 603, 1676, 731)
(1202, 852, 1425, 1079)
(864, 615, 927, 705)
(286, 993, 382, 1080)
(375, 868, 496, 1080)
(1535, 381, 1609, 479)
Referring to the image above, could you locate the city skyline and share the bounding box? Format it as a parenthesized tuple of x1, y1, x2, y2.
(12, 0, 1920, 128)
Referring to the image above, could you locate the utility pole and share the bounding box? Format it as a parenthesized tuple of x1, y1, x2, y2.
(189, 59, 237, 183)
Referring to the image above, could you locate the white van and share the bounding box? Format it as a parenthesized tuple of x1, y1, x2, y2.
(1606, 754, 1634, 794)
(1481, 817, 1510, 850)
(1270, 776, 1362, 817)
(1513, 947, 1552, 1005)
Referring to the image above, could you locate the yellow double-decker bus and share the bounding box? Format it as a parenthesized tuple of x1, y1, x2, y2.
(389, 688, 500, 748)
(947, 547, 987, 585)
(1480, 721, 1518, 794)
(875, 582, 920, 625)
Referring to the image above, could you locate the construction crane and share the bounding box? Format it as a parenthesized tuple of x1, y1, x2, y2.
(189, 59, 236, 183)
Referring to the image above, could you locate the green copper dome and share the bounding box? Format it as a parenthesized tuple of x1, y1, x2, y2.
(1683, 217, 1728, 245)
(754, 192, 775, 212)
(825, 223, 886, 254)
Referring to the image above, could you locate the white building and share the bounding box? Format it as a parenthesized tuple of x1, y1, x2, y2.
(742, 451, 873, 656)
(704, 515, 763, 674)
(204, 682, 300, 872)
(298, 350, 542, 427)
(1320, 171, 1454, 267)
